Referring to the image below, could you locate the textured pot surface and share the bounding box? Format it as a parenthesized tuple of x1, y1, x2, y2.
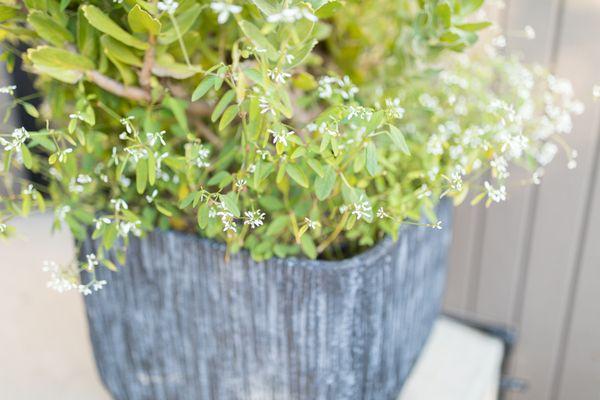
(81, 200, 452, 400)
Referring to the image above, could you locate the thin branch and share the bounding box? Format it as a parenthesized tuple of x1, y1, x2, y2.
(85, 71, 151, 103)
(139, 35, 156, 89)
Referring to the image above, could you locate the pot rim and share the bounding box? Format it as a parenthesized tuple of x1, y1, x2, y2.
(148, 226, 401, 272)
(130, 199, 450, 272)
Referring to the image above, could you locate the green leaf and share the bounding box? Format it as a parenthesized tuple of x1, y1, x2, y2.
(82, 5, 148, 50)
(238, 20, 278, 60)
(300, 234, 317, 259)
(21, 102, 39, 118)
(100, 35, 142, 67)
(456, 22, 492, 32)
(192, 75, 217, 101)
(152, 54, 202, 79)
(211, 89, 235, 122)
(159, 4, 202, 45)
(307, 158, 324, 177)
(365, 142, 379, 176)
(197, 203, 209, 229)
(147, 153, 156, 185)
(286, 164, 309, 188)
(249, 0, 278, 15)
(266, 215, 289, 236)
(388, 125, 410, 155)
(315, 166, 336, 200)
(28, 10, 74, 47)
(219, 105, 239, 131)
(27, 46, 94, 83)
(128, 5, 161, 35)
(136, 160, 147, 194)
(221, 192, 240, 217)
(459, 0, 485, 15)
(164, 96, 189, 132)
(21, 144, 32, 169)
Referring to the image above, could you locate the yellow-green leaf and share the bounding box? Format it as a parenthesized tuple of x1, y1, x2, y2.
(127, 5, 161, 35)
(82, 5, 148, 50)
(286, 164, 309, 188)
(28, 10, 74, 47)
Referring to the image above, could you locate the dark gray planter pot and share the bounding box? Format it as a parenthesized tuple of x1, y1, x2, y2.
(81, 200, 452, 400)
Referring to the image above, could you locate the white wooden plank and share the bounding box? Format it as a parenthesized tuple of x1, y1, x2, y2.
(554, 120, 600, 399)
(507, 0, 600, 398)
(398, 317, 504, 400)
(474, 0, 563, 324)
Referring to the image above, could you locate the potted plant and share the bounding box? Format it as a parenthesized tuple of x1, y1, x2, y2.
(0, 0, 581, 399)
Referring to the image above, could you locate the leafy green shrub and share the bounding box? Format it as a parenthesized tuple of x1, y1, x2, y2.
(0, 0, 582, 293)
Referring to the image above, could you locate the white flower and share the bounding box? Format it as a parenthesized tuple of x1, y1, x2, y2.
(490, 155, 509, 178)
(267, 7, 317, 23)
(268, 68, 292, 85)
(146, 131, 166, 146)
(69, 112, 85, 121)
(118, 221, 142, 237)
(76, 174, 93, 184)
(85, 254, 99, 271)
(350, 197, 372, 221)
(55, 205, 71, 222)
(0, 127, 29, 152)
(43, 260, 78, 293)
(0, 223, 7, 233)
(524, 25, 536, 40)
(376, 207, 389, 219)
(158, 0, 179, 15)
(243, 210, 266, 229)
(536, 142, 558, 166)
(270, 128, 294, 147)
(92, 280, 107, 291)
(385, 98, 405, 119)
(210, 2, 241, 24)
(235, 179, 247, 190)
(426, 134, 444, 155)
(484, 181, 507, 203)
(195, 145, 211, 168)
(146, 189, 158, 204)
(0, 85, 16, 95)
(430, 221, 443, 230)
(110, 198, 128, 212)
(93, 217, 111, 230)
(78, 285, 92, 296)
(318, 75, 358, 100)
(304, 218, 319, 230)
(57, 148, 73, 163)
(259, 96, 275, 115)
(416, 184, 432, 199)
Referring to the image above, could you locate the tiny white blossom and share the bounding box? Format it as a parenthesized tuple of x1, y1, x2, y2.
(304, 218, 319, 230)
(524, 25, 536, 40)
(484, 181, 507, 203)
(92, 280, 107, 291)
(350, 197, 372, 221)
(0, 85, 16, 95)
(146, 189, 158, 203)
(0, 223, 7, 233)
(93, 217, 112, 230)
(85, 254, 99, 271)
(270, 128, 294, 147)
(69, 112, 85, 121)
(146, 131, 166, 146)
(210, 2, 241, 24)
(110, 198, 129, 212)
(244, 210, 266, 229)
(259, 96, 276, 115)
(267, 7, 317, 23)
(376, 207, 389, 219)
(158, 0, 179, 15)
(268, 68, 292, 84)
(0, 127, 29, 152)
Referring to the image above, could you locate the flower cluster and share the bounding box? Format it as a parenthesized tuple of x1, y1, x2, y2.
(0, 0, 583, 292)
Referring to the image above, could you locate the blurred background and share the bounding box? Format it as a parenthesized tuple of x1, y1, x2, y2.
(1, 0, 599, 399)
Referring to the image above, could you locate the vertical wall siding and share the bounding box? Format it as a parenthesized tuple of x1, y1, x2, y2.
(444, 0, 600, 399)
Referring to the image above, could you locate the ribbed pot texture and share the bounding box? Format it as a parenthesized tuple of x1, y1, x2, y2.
(81, 200, 452, 400)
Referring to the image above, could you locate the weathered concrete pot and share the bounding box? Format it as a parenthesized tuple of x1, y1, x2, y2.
(81, 200, 452, 400)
